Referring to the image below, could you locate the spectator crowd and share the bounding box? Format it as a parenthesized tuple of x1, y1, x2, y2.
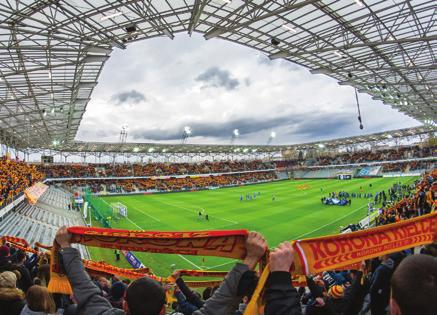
(0, 157, 44, 209)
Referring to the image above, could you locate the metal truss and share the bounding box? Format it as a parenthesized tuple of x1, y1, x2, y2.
(0, 0, 435, 151)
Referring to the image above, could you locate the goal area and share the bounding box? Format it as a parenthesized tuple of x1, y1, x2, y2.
(110, 202, 128, 218)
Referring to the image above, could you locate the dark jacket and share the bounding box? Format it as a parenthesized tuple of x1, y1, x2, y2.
(193, 263, 250, 315)
(59, 247, 124, 315)
(369, 259, 394, 315)
(0, 287, 26, 315)
(264, 272, 302, 315)
(175, 291, 199, 315)
(176, 277, 204, 309)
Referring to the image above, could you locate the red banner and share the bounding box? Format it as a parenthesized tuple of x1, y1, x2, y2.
(292, 212, 437, 274)
(67, 226, 248, 259)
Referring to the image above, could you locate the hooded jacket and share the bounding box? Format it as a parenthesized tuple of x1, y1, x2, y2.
(0, 287, 26, 315)
(19, 304, 51, 315)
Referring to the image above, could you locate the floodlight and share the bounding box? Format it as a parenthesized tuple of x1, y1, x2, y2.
(233, 129, 239, 137)
(184, 126, 192, 135)
(318, 143, 325, 148)
(100, 11, 123, 21)
(386, 134, 393, 139)
(162, 148, 167, 153)
(133, 147, 139, 152)
(148, 147, 155, 153)
(252, 149, 257, 153)
(243, 148, 249, 153)
(270, 131, 276, 138)
(281, 24, 297, 33)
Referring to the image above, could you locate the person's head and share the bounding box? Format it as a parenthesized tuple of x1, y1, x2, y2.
(391, 255, 437, 315)
(0, 245, 10, 258)
(111, 281, 126, 301)
(328, 285, 344, 299)
(0, 271, 17, 288)
(98, 276, 110, 289)
(124, 277, 166, 315)
(36, 264, 51, 286)
(26, 285, 56, 314)
(15, 250, 26, 263)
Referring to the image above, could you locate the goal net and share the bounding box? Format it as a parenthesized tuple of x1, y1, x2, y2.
(111, 202, 128, 218)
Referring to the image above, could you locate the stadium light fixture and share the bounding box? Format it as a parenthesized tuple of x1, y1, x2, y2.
(252, 149, 257, 153)
(281, 24, 297, 33)
(270, 131, 276, 138)
(101, 11, 123, 21)
(148, 147, 155, 153)
(162, 148, 167, 153)
(233, 129, 239, 137)
(386, 134, 393, 139)
(318, 143, 325, 148)
(184, 126, 192, 135)
(133, 147, 139, 152)
(243, 148, 249, 153)
(334, 51, 343, 58)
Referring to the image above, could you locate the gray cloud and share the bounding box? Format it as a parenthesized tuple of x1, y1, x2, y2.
(110, 89, 146, 105)
(195, 67, 240, 90)
(130, 112, 353, 141)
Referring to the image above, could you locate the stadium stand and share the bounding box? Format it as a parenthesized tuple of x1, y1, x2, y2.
(0, 158, 44, 209)
(0, 186, 89, 259)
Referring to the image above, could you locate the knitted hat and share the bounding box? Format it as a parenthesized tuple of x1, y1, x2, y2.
(0, 245, 10, 258)
(110, 281, 126, 300)
(328, 285, 344, 299)
(0, 271, 17, 288)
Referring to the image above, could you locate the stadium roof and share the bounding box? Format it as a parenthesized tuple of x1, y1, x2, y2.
(0, 0, 436, 150)
(40, 126, 435, 154)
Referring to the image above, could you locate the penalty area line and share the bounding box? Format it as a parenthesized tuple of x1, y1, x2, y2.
(124, 213, 202, 270)
(131, 206, 161, 223)
(178, 254, 201, 269)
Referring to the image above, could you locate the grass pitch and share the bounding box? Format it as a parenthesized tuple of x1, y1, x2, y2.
(88, 177, 416, 276)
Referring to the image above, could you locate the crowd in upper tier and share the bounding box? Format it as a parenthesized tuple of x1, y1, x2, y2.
(37, 160, 275, 178)
(308, 145, 435, 166)
(51, 171, 277, 194)
(0, 157, 43, 209)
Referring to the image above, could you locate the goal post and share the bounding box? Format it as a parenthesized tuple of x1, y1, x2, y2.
(110, 202, 128, 218)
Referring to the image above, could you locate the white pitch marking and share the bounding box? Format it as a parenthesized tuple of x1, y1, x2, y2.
(178, 254, 201, 269)
(131, 205, 161, 222)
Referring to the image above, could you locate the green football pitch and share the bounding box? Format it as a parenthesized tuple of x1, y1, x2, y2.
(88, 177, 417, 276)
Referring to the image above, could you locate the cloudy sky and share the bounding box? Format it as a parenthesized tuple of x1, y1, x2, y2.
(76, 33, 421, 145)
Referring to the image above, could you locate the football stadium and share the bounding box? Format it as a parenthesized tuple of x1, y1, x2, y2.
(0, 1, 436, 315)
